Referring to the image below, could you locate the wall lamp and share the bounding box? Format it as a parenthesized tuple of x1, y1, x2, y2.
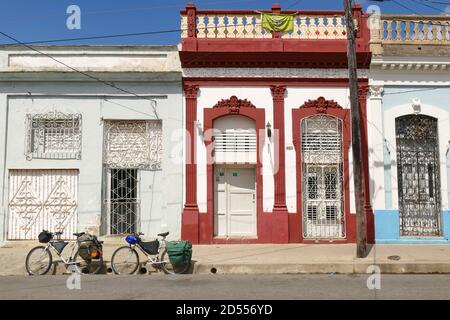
(266, 121, 272, 138)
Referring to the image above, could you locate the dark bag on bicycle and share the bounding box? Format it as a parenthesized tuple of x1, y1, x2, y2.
(38, 231, 53, 243)
(141, 240, 159, 255)
(166, 240, 192, 265)
(77, 234, 102, 260)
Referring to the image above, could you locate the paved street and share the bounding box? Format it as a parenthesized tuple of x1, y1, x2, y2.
(1, 274, 450, 300)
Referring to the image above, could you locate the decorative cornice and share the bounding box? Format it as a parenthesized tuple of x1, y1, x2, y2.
(369, 85, 384, 98)
(299, 96, 343, 113)
(184, 84, 199, 98)
(372, 61, 450, 72)
(213, 96, 256, 114)
(270, 85, 286, 100)
(183, 68, 369, 79)
(358, 84, 370, 99)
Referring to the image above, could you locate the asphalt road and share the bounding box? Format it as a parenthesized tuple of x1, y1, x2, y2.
(0, 274, 449, 300)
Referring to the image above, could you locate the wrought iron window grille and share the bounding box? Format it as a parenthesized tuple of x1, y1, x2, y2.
(103, 120, 162, 170)
(25, 111, 82, 160)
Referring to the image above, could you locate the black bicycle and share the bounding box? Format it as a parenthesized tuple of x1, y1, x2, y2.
(25, 230, 104, 275)
(110, 232, 190, 275)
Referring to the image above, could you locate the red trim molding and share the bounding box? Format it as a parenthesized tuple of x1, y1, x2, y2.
(291, 97, 355, 243)
(201, 96, 268, 244)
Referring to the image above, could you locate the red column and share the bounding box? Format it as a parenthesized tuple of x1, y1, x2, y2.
(270, 85, 289, 243)
(358, 84, 375, 244)
(181, 84, 200, 244)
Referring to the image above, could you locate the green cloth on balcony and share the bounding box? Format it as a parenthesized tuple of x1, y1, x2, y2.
(262, 13, 294, 32)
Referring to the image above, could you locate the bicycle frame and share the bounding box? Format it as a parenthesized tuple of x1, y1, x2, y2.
(46, 240, 79, 266)
(131, 237, 168, 266)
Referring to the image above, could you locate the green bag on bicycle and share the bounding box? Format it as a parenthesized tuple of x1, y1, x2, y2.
(166, 240, 192, 265)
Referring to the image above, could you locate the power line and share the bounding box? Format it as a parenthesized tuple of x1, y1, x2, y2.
(422, 0, 450, 5)
(0, 29, 183, 46)
(0, 30, 161, 119)
(409, 0, 447, 12)
(370, 0, 450, 28)
(1, 0, 261, 23)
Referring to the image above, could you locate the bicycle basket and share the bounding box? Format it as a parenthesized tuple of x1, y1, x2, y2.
(38, 231, 53, 243)
(166, 240, 192, 265)
(140, 240, 159, 255)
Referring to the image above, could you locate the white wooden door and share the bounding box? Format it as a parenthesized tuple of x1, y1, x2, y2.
(214, 167, 256, 237)
(8, 169, 78, 240)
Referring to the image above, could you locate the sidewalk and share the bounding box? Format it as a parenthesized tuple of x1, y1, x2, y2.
(1, 240, 450, 275)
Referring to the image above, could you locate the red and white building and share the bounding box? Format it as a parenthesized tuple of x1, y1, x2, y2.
(180, 3, 374, 244)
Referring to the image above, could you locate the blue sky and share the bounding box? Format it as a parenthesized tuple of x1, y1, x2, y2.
(0, 0, 448, 45)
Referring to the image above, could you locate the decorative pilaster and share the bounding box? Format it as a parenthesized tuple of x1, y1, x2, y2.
(182, 84, 200, 244)
(368, 85, 385, 210)
(358, 83, 375, 244)
(183, 3, 197, 51)
(270, 85, 289, 243)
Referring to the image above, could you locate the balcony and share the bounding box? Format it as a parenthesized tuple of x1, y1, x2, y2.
(179, 3, 371, 68)
(371, 14, 450, 56)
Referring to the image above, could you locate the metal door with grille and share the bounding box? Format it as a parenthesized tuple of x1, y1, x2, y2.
(8, 169, 78, 240)
(106, 169, 139, 234)
(102, 120, 162, 235)
(396, 115, 441, 236)
(301, 115, 345, 239)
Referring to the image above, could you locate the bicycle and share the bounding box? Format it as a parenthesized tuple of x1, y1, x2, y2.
(110, 231, 190, 275)
(25, 230, 104, 275)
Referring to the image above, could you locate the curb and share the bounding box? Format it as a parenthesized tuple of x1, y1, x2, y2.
(192, 262, 450, 275)
(5, 262, 450, 276)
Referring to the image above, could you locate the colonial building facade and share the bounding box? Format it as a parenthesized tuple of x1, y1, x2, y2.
(369, 14, 450, 243)
(0, 45, 183, 241)
(180, 3, 375, 244)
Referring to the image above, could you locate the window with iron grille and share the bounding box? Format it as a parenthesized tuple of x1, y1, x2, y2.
(25, 111, 82, 160)
(103, 120, 162, 170)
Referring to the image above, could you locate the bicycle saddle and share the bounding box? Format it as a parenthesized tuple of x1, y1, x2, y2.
(73, 232, 85, 237)
(158, 232, 169, 237)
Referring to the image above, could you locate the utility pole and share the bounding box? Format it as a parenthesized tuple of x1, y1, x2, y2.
(343, 0, 367, 258)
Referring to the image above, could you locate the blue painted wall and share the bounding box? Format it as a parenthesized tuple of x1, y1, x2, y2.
(375, 210, 450, 243)
(376, 86, 450, 244)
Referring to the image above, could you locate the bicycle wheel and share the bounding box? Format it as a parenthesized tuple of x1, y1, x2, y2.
(25, 246, 52, 275)
(160, 248, 190, 275)
(111, 246, 140, 275)
(73, 250, 104, 274)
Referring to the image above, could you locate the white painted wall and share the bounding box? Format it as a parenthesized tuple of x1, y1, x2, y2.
(196, 86, 356, 215)
(196, 87, 273, 213)
(0, 46, 183, 241)
(285, 87, 354, 214)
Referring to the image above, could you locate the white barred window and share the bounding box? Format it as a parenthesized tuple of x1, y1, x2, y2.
(26, 111, 82, 160)
(103, 120, 162, 170)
